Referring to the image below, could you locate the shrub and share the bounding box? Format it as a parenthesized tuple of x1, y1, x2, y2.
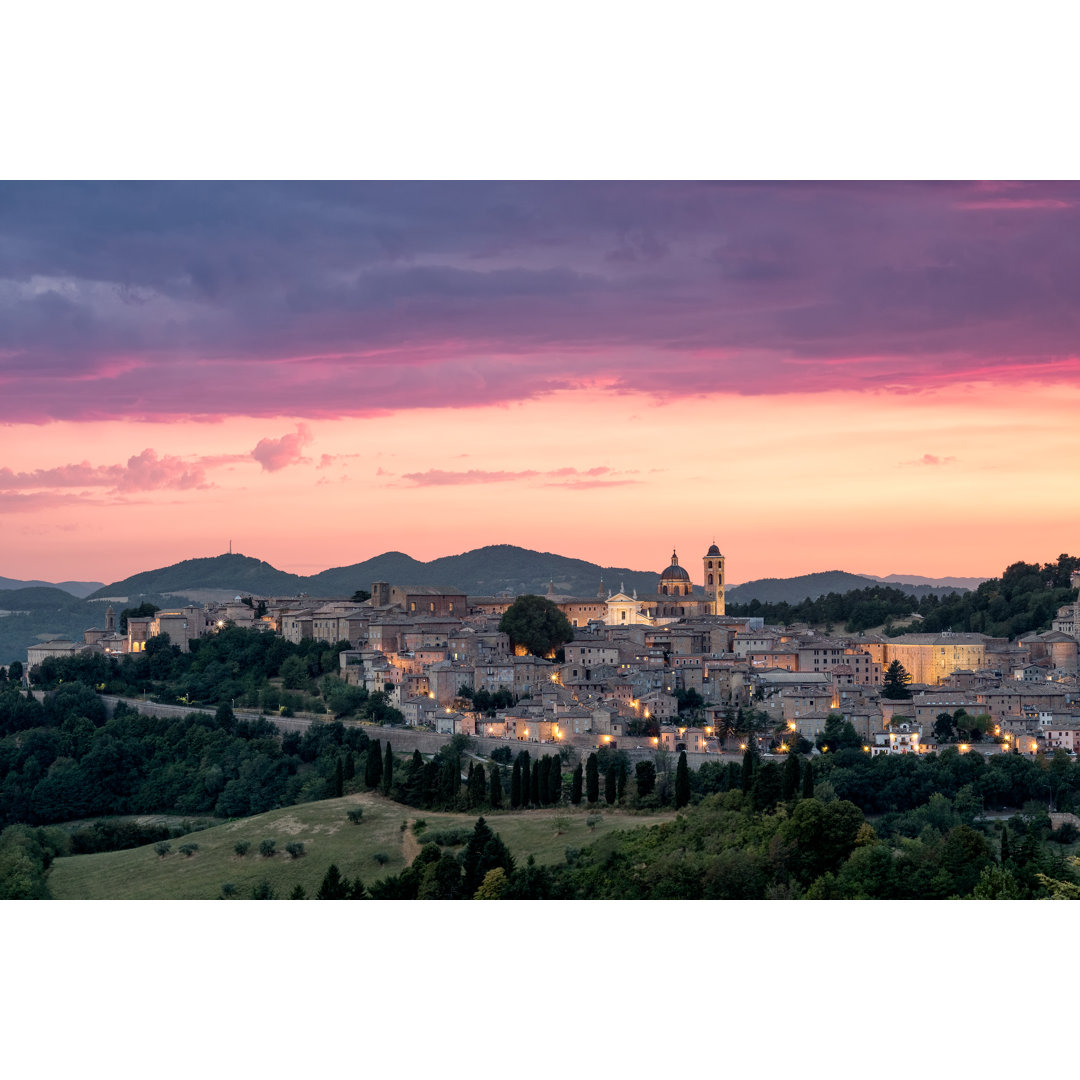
(489, 746, 513, 765)
(154, 841, 171, 858)
(347, 809, 364, 824)
(178, 843, 199, 857)
(412, 819, 427, 834)
(234, 840, 250, 856)
(220, 882, 237, 898)
(372, 851, 389, 865)
(285, 841, 305, 859)
(259, 838, 276, 858)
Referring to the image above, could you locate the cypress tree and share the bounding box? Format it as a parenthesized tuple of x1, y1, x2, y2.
(802, 759, 815, 799)
(586, 753, 600, 804)
(740, 744, 756, 793)
(571, 761, 583, 804)
(675, 751, 691, 809)
(489, 763, 503, 808)
(616, 758, 627, 802)
(381, 741, 393, 794)
(365, 738, 383, 789)
(782, 751, 801, 801)
(439, 752, 460, 805)
(511, 759, 522, 808)
(538, 756, 551, 806)
(1000, 825, 1011, 864)
(604, 764, 617, 805)
(530, 759, 541, 806)
(333, 757, 344, 798)
(469, 762, 487, 808)
(548, 757, 562, 805)
(519, 750, 531, 805)
(343, 752, 356, 781)
(635, 759, 656, 797)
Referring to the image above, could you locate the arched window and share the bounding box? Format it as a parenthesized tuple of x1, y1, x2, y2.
(662, 585, 668, 595)
(429, 602, 435, 612)
(708, 573, 713, 585)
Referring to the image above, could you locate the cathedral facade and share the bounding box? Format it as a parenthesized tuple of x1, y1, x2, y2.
(603, 544, 726, 625)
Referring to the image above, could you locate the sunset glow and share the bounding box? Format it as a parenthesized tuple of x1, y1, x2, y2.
(4, 182, 1080, 585)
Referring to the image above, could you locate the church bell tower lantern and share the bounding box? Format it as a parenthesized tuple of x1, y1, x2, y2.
(703, 542, 725, 616)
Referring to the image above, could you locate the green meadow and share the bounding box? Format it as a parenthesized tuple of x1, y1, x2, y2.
(47, 793, 674, 899)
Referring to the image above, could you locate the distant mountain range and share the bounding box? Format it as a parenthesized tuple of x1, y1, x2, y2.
(0, 575, 104, 598)
(726, 571, 970, 606)
(81, 549, 972, 606)
(860, 572, 988, 591)
(0, 548, 974, 665)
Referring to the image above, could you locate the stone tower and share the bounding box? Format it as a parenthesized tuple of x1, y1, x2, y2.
(703, 542, 725, 616)
(105, 605, 115, 632)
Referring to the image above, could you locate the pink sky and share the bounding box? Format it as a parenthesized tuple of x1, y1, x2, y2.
(3, 182, 1079, 586)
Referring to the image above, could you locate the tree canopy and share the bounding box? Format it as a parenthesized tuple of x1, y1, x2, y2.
(497, 594, 574, 658)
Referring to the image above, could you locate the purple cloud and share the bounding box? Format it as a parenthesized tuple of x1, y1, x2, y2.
(251, 425, 313, 472)
(0, 449, 210, 492)
(901, 454, 957, 467)
(3, 182, 1080, 422)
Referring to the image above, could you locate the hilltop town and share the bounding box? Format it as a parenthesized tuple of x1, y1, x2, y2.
(23, 543, 1080, 763)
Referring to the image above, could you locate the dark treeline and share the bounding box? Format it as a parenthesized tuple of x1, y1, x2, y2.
(727, 554, 1079, 638)
(337, 745, 1080, 900)
(0, 681, 376, 829)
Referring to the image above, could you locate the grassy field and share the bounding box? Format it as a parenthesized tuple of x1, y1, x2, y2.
(47, 793, 675, 899)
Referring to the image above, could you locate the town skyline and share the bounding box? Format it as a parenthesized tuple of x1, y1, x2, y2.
(4, 182, 1080, 584)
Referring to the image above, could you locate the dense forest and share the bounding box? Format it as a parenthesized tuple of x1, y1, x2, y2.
(728, 554, 1079, 637)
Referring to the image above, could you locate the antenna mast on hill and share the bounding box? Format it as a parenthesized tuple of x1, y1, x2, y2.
(229, 540, 232, 555)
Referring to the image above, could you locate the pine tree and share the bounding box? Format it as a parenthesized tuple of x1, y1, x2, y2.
(571, 761, 583, 804)
(290, 884, 307, 899)
(675, 751, 691, 809)
(802, 759, 815, 799)
(604, 764, 617, 805)
(586, 753, 600, 804)
(365, 738, 383, 788)
(316, 863, 350, 899)
(381, 741, 393, 794)
(510, 759, 522, 808)
(782, 752, 801, 801)
(489, 763, 503, 808)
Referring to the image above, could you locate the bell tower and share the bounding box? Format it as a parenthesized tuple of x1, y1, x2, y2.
(703, 542, 725, 616)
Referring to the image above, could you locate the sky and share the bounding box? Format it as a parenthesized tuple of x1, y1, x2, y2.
(4, 180, 1080, 586)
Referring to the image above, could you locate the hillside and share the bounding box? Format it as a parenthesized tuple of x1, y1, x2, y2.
(46, 793, 672, 900)
(91, 545, 675, 602)
(0, 576, 104, 598)
(727, 571, 967, 606)
(88, 554, 305, 600)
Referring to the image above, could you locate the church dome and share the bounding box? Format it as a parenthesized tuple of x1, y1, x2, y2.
(706, 543, 721, 557)
(659, 550, 690, 582)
